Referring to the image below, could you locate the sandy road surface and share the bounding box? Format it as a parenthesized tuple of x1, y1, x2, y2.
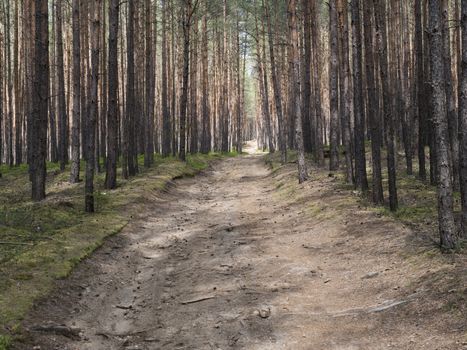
(15, 151, 465, 349)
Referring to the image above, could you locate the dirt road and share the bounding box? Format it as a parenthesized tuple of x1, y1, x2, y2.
(15, 152, 466, 349)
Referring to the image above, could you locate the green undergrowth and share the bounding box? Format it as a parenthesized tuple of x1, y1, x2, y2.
(0, 152, 235, 345)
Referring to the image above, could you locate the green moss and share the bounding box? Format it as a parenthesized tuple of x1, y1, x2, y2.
(0, 152, 233, 345)
(0, 335, 11, 350)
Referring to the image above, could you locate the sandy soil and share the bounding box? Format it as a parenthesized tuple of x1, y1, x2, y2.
(13, 147, 467, 349)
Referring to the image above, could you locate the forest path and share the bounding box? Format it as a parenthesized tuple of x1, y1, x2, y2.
(16, 150, 462, 349)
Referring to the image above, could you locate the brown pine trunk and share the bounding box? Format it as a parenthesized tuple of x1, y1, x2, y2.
(363, 0, 384, 204)
(351, 0, 368, 191)
(374, 0, 398, 211)
(85, 0, 101, 213)
(266, 0, 286, 162)
(105, 0, 119, 189)
(161, 0, 171, 157)
(200, 2, 211, 154)
(288, 0, 308, 183)
(179, 0, 192, 161)
(459, 0, 467, 235)
(329, 0, 340, 171)
(337, 0, 354, 183)
(144, 0, 155, 167)
(126, 0, 138, 176)
(429, 0, 456, 249)
(31, 0, 49, 201)
(70, 0, 81, 183)
(56, 0, 68, 171)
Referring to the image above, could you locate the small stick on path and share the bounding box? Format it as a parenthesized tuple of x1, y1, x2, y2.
(181, 295, 216, 305)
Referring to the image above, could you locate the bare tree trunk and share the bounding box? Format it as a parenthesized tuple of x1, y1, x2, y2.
(429, 0, 456, 249)
(221, 0, 230, 152)
(70, 0, 81, 183)
(311, 1, 324, 166)
(190, 10, 199, 154)
(374, 0, 398, 211)
(459, 0, 467, 235)
(200, 2, 211, 154)
(14, 0, 22, 165)
(415, 0, 427, 180)
(126, 0, 138, 176)
(329, 0, 340, 171)
(85, 0, 101, 213)
(266, 0, 286, 161)
(442, 0, 460, 191)
(338, 0, 354, 183)
(301, 0, 312, 154)
(161, 0, 171, 157)
(56, 0, 68, 171)
(288, 0, 308, 183)
(31, 0, 49, 201)
(105, 0, 119, 189)
(179, 0, 192, 161)
(363, 0, 384, 204)
(351, 0, 368, 191)
(144, 0, 155, 167)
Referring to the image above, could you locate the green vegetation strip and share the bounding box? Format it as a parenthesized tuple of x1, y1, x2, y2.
(0, 152, 235, 347)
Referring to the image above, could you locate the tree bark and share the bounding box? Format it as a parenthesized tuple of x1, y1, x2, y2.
(70, 0, 81, 183)
(105, 0, 119, 189)
(459, 0, 467, 235)
(288, 0, 308, 183)
(329, 0, 340, 171)
(363, 0, 384, 204)
(374, 0, 398, 211)
(429, 0, 456, 249)
(351, 0, 368, 191)
(31, 0, 49, 201)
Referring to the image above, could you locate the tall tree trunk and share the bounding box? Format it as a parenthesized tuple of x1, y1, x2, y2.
(6, 0, 14, 167)
(144, 0, 155, 167)
(442, 0, 460, 191)
(363, 0, 384, 204)
(86, 0, 101, 212)
(56, 0, 68, 171)
(14, 0, 22, 165)
(179, 0, 191, 161)
(161, 0, 171, 157)
(288, 0, 308, 183)
(200, 2, 211, 154)
(31, 0, 49, 201)
(221, 0, 230, 152)
(329, 0, 340, 171)
(338, 0, 354, 183)
(415, 0, 427, 180)
(429, 0, 456, 249)
(0, 21, 3, 175)
(374, 0, 398, 211)
(311, 1, 324, 166)
(105, 0, 119, 189)
(70, 0, 81, 183)
(266, 0, 286, 162)
(351, 0, 368, 191)
(126, 0, 138, 176)
(254, 1, 274, 153)
(301, 0, 312, 154)
(459, 0, 467, 235)
(190, 10, 199, 154)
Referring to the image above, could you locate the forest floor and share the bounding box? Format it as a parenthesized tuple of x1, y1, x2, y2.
(10, 142, 467, 350)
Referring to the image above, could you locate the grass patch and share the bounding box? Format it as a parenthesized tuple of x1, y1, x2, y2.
(0, 152, 235, 343)
(0, 335, 10, 350)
